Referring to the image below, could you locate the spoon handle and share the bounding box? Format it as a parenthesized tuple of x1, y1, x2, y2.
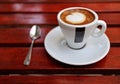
(24, 39, 35, 65)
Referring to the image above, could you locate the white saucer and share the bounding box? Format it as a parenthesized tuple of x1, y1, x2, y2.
(44, 26, 110, 66)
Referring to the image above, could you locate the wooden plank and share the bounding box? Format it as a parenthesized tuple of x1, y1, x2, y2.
(0, 28, 49, 45)
(0, 27, 119, 45)
(0, 76, 119, 84)
(0, 0, 119, 3)
(0, 13, 119, 25)
(0, 3, 119, 13)
(106, 28, 120, 44)
(0, 47, 119, 74)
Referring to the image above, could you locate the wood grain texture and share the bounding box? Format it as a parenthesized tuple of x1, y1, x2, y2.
(0, 1, 119, 84)
(0, 76, 120, 84)
(0, 0, 119, 3)
(0, 47, 119, 74)
(0, 3, 119, 13)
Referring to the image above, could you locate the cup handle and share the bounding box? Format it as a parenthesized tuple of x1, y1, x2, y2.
(91, 20, 107, 37)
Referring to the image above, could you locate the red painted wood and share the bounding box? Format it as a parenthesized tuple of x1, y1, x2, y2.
(0, 47, 119, 74)
(0, 27, 119, 44)
(0, 1, 119, 84)
(0, 0, 120, 77)
(0, 3, 119, 13)
(0, 13, 119, 25)
(0, 0, 119, 3)
(0, 76, 119, 84)
(106, 28, 120, 44)
(0, 28, 50, 44)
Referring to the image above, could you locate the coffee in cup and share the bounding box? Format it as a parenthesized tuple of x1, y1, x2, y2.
(60, 9, 95, 25)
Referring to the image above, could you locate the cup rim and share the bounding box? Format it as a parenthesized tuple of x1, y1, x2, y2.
(57, 7, 98, 27)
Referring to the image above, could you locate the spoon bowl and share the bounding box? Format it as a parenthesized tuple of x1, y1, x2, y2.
(30, 25, 41, 39)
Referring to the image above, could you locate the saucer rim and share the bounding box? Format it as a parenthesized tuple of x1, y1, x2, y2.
(44, 26, 110, 66)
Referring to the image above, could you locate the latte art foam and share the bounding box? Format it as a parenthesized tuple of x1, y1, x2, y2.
(66, 12, 86, 24)
(60, 9, 95, 25)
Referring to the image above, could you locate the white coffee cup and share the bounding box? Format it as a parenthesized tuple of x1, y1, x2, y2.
(57, 7, 107, 49)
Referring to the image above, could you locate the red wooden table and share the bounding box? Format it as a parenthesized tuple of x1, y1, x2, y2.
(0, 0, 120, 84)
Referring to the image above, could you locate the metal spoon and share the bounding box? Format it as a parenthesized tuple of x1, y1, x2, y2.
(24, 25, 41, 66)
